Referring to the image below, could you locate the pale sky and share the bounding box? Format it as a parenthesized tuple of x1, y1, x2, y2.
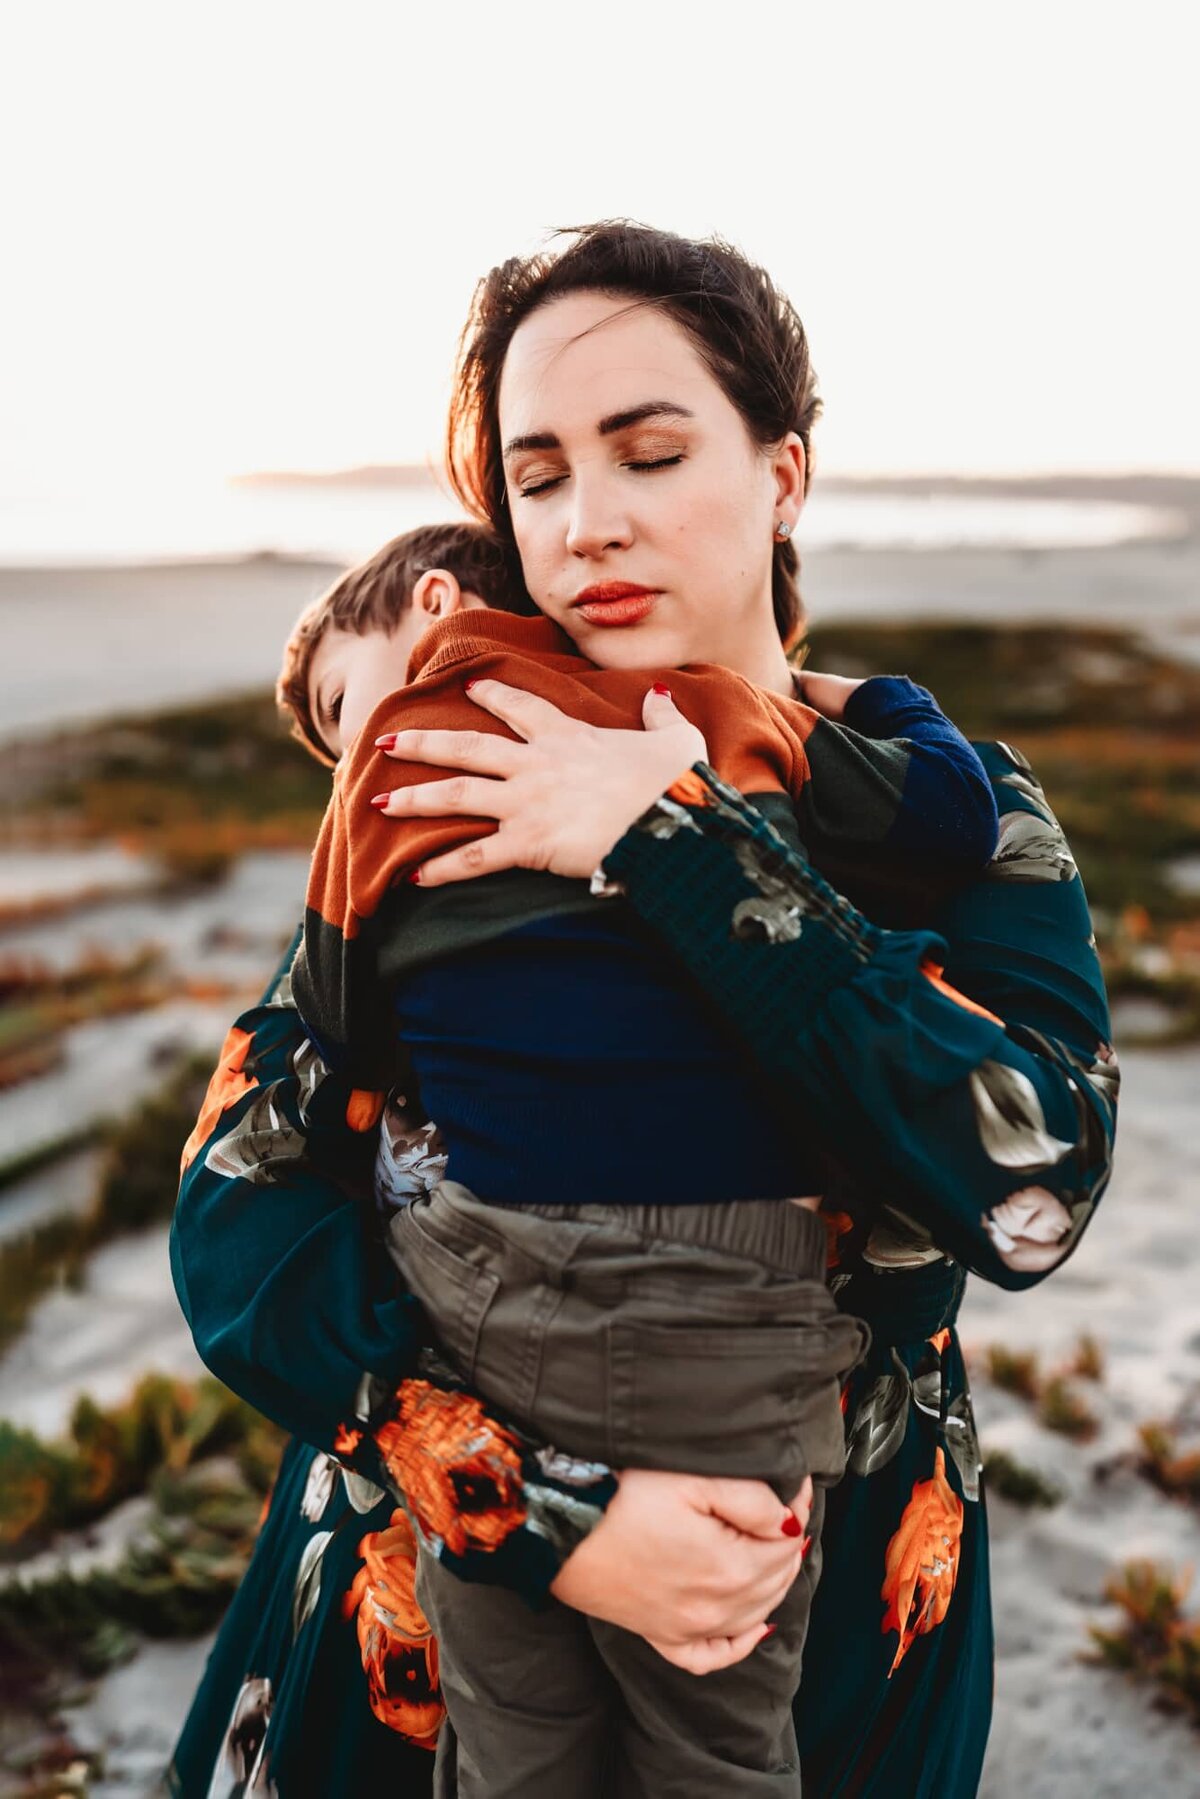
(2, 1, 1197, 494)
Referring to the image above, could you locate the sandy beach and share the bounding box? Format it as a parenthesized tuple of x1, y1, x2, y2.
(3, 534, 1200, 750)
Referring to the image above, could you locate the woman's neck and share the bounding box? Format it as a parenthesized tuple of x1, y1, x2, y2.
(726, 634, 798, 699)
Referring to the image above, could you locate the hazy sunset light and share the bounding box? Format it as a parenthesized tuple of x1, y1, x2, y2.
(3, 1, 1196, 498)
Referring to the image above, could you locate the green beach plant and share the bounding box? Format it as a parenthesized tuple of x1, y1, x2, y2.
(981, 1449, 1063, 1509)
(1088, 1560, 1200, 1724)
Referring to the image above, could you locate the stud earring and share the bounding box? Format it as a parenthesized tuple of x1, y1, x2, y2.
(775, 521, 792, 541)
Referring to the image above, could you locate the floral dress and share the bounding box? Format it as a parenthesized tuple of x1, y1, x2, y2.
(167, 741, 1116, 1798)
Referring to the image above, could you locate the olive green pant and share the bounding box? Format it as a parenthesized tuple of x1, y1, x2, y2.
(389, 1183, 868, 1798)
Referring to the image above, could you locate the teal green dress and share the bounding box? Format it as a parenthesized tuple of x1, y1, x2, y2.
(168, 742, 1116, 1797)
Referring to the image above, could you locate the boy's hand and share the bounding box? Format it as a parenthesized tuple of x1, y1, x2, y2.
(795, 670, 865, 722)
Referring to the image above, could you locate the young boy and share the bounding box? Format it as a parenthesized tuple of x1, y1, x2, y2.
(276, 522, 996, 1796)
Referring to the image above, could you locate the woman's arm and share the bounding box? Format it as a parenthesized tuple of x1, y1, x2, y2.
(599, 744, 1115, 1289)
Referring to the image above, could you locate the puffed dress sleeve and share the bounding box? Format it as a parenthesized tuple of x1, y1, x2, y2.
(599, 741, 1117, 1290)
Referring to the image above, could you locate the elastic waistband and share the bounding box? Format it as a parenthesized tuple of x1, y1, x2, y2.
(492, 1195, 827, 1282)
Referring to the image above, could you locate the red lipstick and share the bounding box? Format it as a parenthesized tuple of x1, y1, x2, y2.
(572, 582, 659, 628)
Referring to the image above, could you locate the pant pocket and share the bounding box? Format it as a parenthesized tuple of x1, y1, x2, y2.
(388, 1199, 501, 1386)
(606, 1319, 842, 1492)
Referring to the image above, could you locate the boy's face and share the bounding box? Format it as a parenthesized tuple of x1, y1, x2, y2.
(307, 618, 433, 761)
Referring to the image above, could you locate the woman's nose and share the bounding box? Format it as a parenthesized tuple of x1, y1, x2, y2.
(565, 474, 633, 558)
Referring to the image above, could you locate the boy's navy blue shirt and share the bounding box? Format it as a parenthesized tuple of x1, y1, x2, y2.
(391, 677, 999, 1209)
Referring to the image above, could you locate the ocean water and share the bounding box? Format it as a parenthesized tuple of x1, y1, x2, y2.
(0, 476, 1185, 566)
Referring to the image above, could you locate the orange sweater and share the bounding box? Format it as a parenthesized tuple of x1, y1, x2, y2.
(306, 610, 821, 946)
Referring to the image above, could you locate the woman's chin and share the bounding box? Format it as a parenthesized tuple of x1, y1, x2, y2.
(570, 620, 693, 674)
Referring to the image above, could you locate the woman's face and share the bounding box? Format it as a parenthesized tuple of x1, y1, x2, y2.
(498, 290, 805, 686)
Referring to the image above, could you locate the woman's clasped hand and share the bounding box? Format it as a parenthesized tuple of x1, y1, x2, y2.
(371, 677, 707, 885)
(550, 1470, 815, 1674)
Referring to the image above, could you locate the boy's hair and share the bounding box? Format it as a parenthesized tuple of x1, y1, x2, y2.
(277, 520, 533, 765)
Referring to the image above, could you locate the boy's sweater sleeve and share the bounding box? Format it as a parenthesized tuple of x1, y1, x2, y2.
(797, 676, 999, 866)
(170, 934, 615, 1607)
(600, 742, 1116, 1291)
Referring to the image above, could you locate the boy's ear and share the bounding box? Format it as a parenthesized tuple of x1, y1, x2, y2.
(411, 568, 465, 619)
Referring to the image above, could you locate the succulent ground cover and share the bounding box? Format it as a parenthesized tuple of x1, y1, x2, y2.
(1089, 1561, 1200, 1726)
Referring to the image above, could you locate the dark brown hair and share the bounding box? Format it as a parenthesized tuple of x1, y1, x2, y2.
(277, 520, 530, 765)
(446, 220, 821, 651)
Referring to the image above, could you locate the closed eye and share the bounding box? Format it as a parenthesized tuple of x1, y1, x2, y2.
(517, 473, 566, 499)
(625, 455, 684, 473)
(517, 452, 684, 499)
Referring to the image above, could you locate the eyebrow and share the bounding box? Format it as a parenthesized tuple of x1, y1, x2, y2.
(502, 400, 694, 459)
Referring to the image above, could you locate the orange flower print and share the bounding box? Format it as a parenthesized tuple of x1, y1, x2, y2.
(180, 1025, 257, 1170)
(374, 1381, 525, 1557)
(333, 1422, 364, 1459)
(919, 959, 1003, 1026)
(665, 767, 715, 809)
(343, 1509, 444, 1748)
(928, 1328, 952, 1356)
(881, 1447, 964, 1676)
(821, 1209, 856, 1271)
(346, 1088, 386, 1134)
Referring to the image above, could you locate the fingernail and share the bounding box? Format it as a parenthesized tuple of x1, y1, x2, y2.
(465, 679, 479, 692)
(375, 732, 397, 749)
(781, 1514, 803, 1538)
(369, 793, 390, 809)
(761, 1623, 777, 1640)
(651, 681, 671, 697)
(407, 868, 422, 885)
(800, 1534, 812, 1559)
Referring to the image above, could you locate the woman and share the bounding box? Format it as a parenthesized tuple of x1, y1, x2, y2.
(169, 223, 1116, 1797)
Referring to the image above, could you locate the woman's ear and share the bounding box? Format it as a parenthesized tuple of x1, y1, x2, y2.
(411, 568, 465, 619)
(772, 433, 807, 531)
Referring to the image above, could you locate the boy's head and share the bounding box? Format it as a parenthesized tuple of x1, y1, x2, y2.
(278, 521, 529, 763)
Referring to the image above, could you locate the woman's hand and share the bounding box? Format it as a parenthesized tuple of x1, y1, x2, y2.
(373, 680, 707, 885)
(549, 1468, 813, 1674)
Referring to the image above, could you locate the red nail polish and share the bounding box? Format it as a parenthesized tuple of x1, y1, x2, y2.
(407, 868, 422, 885)
(465, 679, 479, 692)
(375, 732, 397, 750)
(762, 1623, 778, 1640)
(781, 1513, 803, 1538)
(800, 1534, 812, 1559)
(651, 681, 671, 696)
(369, 793, 390, 809)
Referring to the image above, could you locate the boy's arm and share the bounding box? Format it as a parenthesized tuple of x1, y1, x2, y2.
(600, 742, 1116, 1291)
(792, 675, 1000, 867)
(170, 936, 615, 1605)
